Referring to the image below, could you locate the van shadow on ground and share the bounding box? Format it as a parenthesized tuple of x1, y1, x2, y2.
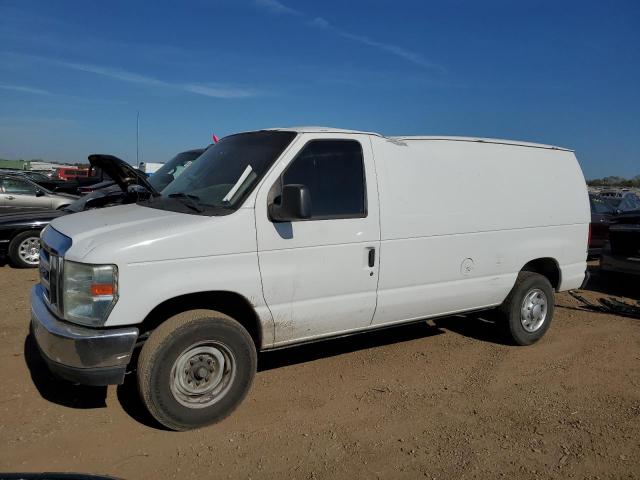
(25, 310, 511, 429)
(23, 332, 165, 428)
(258, 310, 510, 372)
(116, 312, 509, 428)
(23, 333, 108, 409)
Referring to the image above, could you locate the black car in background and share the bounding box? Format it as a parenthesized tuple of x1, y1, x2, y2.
(21, 166, 112, 195)
(0, 208, 67, 267)
(601, 211, 640, 277)
(589, 194, 616, 257)
(0, 148, 205, 268)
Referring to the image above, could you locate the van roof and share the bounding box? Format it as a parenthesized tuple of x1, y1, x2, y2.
(390, 136, 573, 152)
(267, 126, 573, 152)
(269, 126, 382, 136)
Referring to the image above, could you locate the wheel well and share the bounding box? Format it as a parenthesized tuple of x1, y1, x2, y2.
(521, 258, 561, 290)
(9, 228, 42, 247)
(139, 291, 263, 349)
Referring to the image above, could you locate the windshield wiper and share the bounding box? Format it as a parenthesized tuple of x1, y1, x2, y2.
(167, 192, 205, 213)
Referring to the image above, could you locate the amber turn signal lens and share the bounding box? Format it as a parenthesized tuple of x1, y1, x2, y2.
(91, 283, 114, 296)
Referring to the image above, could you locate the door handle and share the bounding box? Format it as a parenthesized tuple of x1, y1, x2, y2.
(5, 196, 15, 200)
(368, 248, 376, 268)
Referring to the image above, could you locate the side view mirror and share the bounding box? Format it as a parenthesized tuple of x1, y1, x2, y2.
(35, 189, 45, 197)
(269, 184, 311, 222)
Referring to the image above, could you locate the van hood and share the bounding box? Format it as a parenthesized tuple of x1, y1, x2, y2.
(88, 154, 159, 196)
(48, 203, 255, 264)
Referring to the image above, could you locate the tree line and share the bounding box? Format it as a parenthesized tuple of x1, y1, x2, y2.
(587, 175, 640, 187)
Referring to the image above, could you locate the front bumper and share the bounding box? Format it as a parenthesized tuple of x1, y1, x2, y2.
(30, 284, 139, 385)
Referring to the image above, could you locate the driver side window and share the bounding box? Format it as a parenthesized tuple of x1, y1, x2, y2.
(281, 140, 367, 220)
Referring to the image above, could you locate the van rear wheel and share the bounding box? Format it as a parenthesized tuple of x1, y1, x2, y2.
(499, 272, 554, 345)
(137, 309, 257, 431)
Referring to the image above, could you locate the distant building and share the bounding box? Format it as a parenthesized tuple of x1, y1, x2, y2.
(30, 161, 63, 171)
(0, 159, 28, 170)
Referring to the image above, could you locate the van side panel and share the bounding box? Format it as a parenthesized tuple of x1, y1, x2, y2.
(371, 137, 589, 326)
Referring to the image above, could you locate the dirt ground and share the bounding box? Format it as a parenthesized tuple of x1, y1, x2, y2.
(0, 264, 639, 480)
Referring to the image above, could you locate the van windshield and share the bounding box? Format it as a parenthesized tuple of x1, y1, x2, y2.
(140, 130, 296, 216)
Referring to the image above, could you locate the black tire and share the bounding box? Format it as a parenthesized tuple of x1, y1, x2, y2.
(137, 309, 257, 431)
(56, 204, 70, 210)
(498, 272, 555, 346)
(8, 230, 42, 268)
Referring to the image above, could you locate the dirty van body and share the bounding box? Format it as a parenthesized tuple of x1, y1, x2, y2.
(31, 128, 590, 430)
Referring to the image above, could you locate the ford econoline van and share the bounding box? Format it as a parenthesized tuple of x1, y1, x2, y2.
(31, 127, 590, 430)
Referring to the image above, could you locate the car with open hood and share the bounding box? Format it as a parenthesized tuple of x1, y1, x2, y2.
(24, 165, 112, 195)
(0, 149, 204, 268)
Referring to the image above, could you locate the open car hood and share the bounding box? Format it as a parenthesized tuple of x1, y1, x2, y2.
(88, 154, 160, 196)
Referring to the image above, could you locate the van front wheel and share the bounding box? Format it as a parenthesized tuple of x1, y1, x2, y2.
(499, 272, 555, 345)
(137, 309, 257, 431)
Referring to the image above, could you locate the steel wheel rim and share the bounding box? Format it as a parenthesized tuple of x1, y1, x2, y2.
(170, 341, 236, 409)
(18, 237, 41, 265)
(520, 288, 547, 332)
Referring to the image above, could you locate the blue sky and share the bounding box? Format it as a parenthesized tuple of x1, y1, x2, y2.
(0, 0, 638, 179)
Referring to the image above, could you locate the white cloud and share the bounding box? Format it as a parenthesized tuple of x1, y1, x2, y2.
(0, 83, 52, 95)
(255, 0, 445, 72)
(308, 17, 330, 29)
(56, 60, 169, 88)
(338, 32, 445, 72)
(3, 53, 260, 99)
(254, 0, 301, 16)
(183, 83, 258, 99)
(57, 60, 258, 98)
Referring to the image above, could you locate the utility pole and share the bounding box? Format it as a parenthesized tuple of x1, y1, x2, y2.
(136, 111, 140, 168)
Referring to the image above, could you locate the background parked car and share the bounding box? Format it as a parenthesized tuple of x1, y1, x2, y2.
(589, 194, 616, 256)
(4, 170, 53, 183)
(0, 175, 77, 210)
(145, 147, 206, 191)
(0, 148, 205, 268)
(0, 208, 66, 267)
(76, 147, 205, 195)
(599, 189, 630, 199)
(54, 166, 89, 180)
(606, 192, 640, 213)
(27, 165, 111, 195)
(600, 211, 640, 277)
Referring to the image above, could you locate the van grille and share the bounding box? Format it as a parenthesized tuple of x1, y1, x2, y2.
(39, 244, 64, 316)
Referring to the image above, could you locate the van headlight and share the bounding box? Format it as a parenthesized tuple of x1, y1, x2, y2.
(63, 261, 118, 326)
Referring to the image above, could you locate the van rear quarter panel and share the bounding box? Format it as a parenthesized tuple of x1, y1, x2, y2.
(370, 137, 589, 326)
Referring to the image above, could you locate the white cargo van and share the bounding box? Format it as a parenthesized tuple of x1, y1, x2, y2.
(31, 127, 590, 430)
